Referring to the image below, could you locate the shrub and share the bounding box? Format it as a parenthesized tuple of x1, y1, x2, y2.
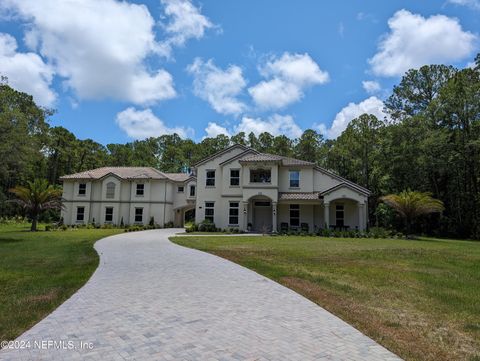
(164, 221, 174, 228)
(198, 219, 216, 232)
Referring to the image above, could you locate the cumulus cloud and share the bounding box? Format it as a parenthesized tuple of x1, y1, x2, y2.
(369, 10, 477, 77)
(204, 122, 231, 138)
(187, 58, 247, 115)
(234, 114, 303, 138)
(0, 33, 56, 106)
(158, 0, 215, 58)
(362, 80, 381, 94)
(1, 0, 177, 105)
(248, 52, 329, 109)
(317, 96, 386, 138)
(116, 107, 191, 139)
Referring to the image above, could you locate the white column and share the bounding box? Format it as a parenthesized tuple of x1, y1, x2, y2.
(324, 202, 330, 229)
(358, 203, 365, 231)
(272, 202, 277, 233)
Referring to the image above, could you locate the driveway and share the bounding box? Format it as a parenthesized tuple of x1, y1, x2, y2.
(1, 229, 400, 360)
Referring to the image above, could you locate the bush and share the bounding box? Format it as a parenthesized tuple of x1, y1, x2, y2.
(198, 219, 216, 232)
(164, 221, 174, 228)
(185, 222, 197, 233)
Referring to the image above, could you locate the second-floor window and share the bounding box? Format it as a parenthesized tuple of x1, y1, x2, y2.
(78, 183, 86, 195)
(136, 183, 144, 196)
(206, 170, 215, 187)
(178, 186, 184, 193)
(189, 185, 196, 197)
(105, 207, 113, 222)
(230, 169, 240, 186)
(106, 182, 115, 199)
(250, 168, 271, 183)
(289, 171, 300, 188)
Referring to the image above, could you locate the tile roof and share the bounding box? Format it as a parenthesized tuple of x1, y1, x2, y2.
(59, 167, 167, 180)
(163, 173, 193, 182)
(239, 153, 315, 166)
(279, 192, 322, 201)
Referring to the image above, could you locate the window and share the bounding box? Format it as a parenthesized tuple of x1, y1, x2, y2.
(189, 185, 196, 197)
(106, 182, 115, 199)
(336, 204, 344, 227)
(250, 168, 271, 183)
(135, 208, 143, 223)
(206, 170, 215, 187)
(78, 183, 86, 195)
(136, 183, 144, 196)
(205, 202, 214, 223)
(229, 202, 239, 225)
(290, 204, 300, 227)
(230, 169, 240, 186)
(289, 171, 300, 188)
(105, 207, 113, 223)
(76, 207, 85, 222)
(177, 186, 184, 193)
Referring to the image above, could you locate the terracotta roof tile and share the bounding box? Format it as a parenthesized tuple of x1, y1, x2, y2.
(59, 167, 167, 180)
(279, 192, 322, 201)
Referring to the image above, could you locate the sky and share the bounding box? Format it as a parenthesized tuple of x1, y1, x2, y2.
(0, 0, 478, 145)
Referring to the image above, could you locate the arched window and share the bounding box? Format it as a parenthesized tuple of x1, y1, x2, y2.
(106, 182, 116, 199)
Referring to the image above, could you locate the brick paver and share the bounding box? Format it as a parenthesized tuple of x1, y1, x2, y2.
(1, 229, 401, 360)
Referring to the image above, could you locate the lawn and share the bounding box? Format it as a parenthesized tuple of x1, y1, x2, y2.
(0, 223, 122, 341)
(171, 235, 480, 361)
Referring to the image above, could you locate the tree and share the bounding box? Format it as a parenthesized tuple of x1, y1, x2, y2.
(295, 129, 323, 163)
(380, 190, 444, 237)
(9, 179, 63, 231)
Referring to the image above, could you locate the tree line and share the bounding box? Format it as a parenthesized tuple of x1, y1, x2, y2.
(1, 55, 479, 239)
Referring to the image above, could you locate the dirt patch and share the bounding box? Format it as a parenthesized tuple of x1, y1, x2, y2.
(24, 288, 60, 304)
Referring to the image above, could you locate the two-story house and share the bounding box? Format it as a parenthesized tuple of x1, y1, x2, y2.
(194, 144, 369, 233)
(60, 167, 196, 227)
(60, 144, 369, 232)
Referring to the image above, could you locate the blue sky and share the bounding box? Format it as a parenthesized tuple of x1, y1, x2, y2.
(0, 0, 478, 145)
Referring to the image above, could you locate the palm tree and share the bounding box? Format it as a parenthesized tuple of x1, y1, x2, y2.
(9, 179, 63, 231)
(381, 190, 444, 237)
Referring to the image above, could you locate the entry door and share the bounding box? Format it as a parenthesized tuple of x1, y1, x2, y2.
(253, 202, 272, 232)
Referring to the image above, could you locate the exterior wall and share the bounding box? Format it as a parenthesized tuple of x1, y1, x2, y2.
(61, 178, 178, 226)
(278, 167, 314, 192)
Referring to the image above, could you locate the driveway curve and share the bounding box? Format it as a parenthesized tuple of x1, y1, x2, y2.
(1, 229, 400, 360)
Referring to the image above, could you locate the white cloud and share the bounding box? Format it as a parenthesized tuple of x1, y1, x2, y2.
(0, 33, 56, 106)
(1, 0, 176, 105)
(204, 122, 231, 138)
(362, 80, 381, 94)
(116, 107, 191, 139)
(369, 10, 477, 77)
(158, 0, 215, 58)
(317, 96, 386, 138)
(448, 0, 480, 10)
(249, 52, 329, 109)
(234, 114, 303, 138)
(187, 58, 247, 115)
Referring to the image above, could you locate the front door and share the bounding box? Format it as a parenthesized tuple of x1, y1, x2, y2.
(253, 201, 272, 232)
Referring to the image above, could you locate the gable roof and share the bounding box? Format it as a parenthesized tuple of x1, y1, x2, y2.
(239, 153, 315, 167)
(164, 173, 195, 182)
(218, 148, 259, 166)
(193, 144, 249, 167)
(320, 181, 370, 196)
(59, 167, 167, 181)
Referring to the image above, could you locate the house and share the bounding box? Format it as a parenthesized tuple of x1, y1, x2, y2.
(60, 144, 369, 232)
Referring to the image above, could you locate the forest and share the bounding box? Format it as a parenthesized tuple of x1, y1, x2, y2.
(1, 55, 479, 239)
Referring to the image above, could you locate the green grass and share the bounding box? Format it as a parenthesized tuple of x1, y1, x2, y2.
(171, 235, 480, 361)
(0, 223, 122, 341)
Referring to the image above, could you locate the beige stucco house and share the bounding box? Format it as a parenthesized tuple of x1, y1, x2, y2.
(60, 144, 369, 232)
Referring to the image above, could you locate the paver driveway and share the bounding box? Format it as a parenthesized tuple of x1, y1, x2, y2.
(1, 229, 400, 360)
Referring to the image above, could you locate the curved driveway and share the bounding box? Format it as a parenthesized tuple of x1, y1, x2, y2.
(1, 229, 400, 360)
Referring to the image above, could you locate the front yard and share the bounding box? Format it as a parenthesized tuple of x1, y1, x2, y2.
(171, 235, 480, 361)
(0, 223, 122, 341)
